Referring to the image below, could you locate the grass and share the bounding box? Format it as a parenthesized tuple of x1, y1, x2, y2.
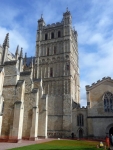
(10, 139, 106, 150)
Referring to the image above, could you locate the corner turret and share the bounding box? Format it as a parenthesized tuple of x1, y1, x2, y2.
(18, 48, 23, 72)
(20, 48, 23, 58)
(3, 33, 9, 48)
(38, 14, 46, 30)
(2, 33, 9, 64)
(37, 15, 46, 42)
(63, 8, 72, 36)
(15, 45, 19, 60)
(63, 8, 72, 25)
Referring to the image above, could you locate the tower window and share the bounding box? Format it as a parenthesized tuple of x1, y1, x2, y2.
(77, 114, 84, 126)
(45, 34, 48, 40)
(47, 48, 49, 56)
(50, 68, 53, 77)
(51, 32, 54, 39)
(58, 31, 61, 37)
(54, 46, 56, 54)
(104, 92, 113, 112)
(66, 64, 70, 70)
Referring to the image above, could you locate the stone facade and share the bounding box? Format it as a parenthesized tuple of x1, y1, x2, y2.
(72, 77, 113, 139)
(86, 77, 113, 138)
(36, 10, 80, 138)
(0, 10, 113, 142)
(0, 10, 80, 142)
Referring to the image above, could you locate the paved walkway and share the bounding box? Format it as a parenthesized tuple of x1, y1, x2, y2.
(0, 139, 55, 150)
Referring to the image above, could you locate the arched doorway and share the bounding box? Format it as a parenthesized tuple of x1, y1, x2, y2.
(106, 124, 113, 135)
(109, 127, 113, 145)
(79, 129, 83, 138)
(109, 127, 113, 135)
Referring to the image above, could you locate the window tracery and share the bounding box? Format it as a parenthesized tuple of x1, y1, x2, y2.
(104, 92, 113, 112)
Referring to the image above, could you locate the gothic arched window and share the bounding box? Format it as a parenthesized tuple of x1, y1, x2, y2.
(50, 68, 53, 77)
(45, 33, 48, 40)
(54, 46, 56, 54)
(51, 32, 54, 39)
(104, 92, 113, 112)
(47, 48, 49, 56)
(58, 31, 61, 37)
(77, 114, 84, 126)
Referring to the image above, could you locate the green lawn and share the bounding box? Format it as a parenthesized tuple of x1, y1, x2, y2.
(10, 140, 106, 150)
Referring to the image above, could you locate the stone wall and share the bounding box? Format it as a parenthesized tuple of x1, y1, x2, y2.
(38, 94, 48, 138)
(72, 107, 87, 138)
(86, 78, 113, 138)
(1, 86, 15, 138)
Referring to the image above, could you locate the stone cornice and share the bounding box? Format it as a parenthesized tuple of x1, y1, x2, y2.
(87, 116, 113, 118)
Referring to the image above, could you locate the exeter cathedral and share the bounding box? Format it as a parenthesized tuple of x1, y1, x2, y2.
(0, 9, 113, 142)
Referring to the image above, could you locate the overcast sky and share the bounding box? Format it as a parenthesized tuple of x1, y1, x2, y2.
(0, 0, 113, 106)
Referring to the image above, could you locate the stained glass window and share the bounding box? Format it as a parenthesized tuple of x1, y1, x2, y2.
(104, 92, 113, 112)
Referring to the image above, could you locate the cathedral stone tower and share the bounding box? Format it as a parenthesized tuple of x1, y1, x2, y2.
(36, 9, 80, 137)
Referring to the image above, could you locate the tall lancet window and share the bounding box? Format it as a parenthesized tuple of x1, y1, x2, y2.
(45, 33, 48, 40)
(54, 46, 56, 54)
(104, 92, 113, 112)
(47, 47, 49, 56)
(51, 32, 54, 39)
(50, 68, 53, 77)
(58, 31, 61, 37)
(77, 114, 84, 126)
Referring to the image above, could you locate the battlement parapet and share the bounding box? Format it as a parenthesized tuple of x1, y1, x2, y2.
(43, 22, 63, 29)
(86, 76, 113, 90)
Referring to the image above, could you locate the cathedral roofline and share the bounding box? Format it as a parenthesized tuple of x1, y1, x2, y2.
(72, 106, 87, 111)
(86, 76, 113, 90)
(38, 22, 63, 31)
